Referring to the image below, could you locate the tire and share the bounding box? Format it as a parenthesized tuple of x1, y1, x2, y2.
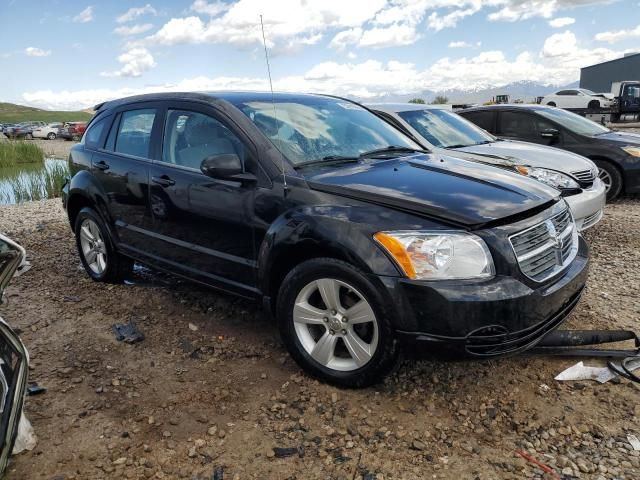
(547, 102, 556, 107)
(25, 133, 33, 140)
(74, 207, 133, 283)
(47, 132, 56, 140)
(72, 134, 81, 141)
(594, 160, 623, 200)
(276, 258, 399, 388)
(588, 100, 600, 110)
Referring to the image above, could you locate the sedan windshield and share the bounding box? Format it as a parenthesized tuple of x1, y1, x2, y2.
(232, 96, 420, 165)
(397, 109, 495, 148)
(537, 107, 610, 136)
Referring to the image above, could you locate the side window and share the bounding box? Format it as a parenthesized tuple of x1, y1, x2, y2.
(162, 110, 246, 170)
(461, 111, 495, 132)
(115, 109, 156, 158)
(84, 116, 109, 149)
(499, 112, 555, 137)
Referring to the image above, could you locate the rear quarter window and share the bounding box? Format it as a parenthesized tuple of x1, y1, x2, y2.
(84, 116, 110, 149)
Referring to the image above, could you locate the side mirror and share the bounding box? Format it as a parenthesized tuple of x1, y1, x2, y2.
(540, 128, 559, 139)
(200, 154, 256, 183)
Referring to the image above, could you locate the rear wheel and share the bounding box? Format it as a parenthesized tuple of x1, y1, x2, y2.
(277, 258, 399, 388)
(72, 134, 81, 141)
(47, 132, 56, 140)
(594, 160, 623, 200)
(74, 207, 133, 282)
(25, 133, 33, 140)
(547, 102, 556, 107)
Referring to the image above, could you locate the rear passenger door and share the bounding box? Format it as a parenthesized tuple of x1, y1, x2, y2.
(90, 104, 161, 253)
(146, 102, 260, 294)
(497, 110, 561, 146)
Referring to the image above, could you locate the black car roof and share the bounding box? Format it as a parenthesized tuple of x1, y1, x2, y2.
(459, 104, 551, 113)
(94, 91, 340, 112)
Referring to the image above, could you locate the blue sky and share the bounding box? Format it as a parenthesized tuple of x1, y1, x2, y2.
(1, 0, 638, 110)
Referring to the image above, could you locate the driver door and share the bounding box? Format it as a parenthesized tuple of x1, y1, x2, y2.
(146, 103, 259, 295)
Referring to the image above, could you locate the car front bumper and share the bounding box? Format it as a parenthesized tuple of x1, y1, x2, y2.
(564, 178, 606, 231)
(376, 236, 589, 358)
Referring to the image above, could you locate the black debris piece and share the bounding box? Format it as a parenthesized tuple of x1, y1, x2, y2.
(212, 465, 224, 480)
(273, 447, 303, 458)
(112, 320, 145, 344)
(27, 383, 46, 396)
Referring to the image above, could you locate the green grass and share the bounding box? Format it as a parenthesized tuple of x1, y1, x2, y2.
(0, 142, 44, 167)
(0, 160, 68, 203)
(0, 102, 92, 123)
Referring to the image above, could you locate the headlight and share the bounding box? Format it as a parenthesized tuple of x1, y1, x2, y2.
(621, 146, 640, 157)
(374, 231, 494, 280)
(515, 166, 579, 189)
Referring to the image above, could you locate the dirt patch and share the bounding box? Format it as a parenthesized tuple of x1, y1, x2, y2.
(0, 199, 639, 479)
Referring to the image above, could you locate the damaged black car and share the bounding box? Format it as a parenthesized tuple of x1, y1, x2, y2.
(62, 92, 588, 387)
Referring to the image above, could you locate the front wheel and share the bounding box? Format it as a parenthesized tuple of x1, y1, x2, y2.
(74, 207, 133, 282)
(47, 132, 56, 140)
(276, 258, 399, 388)
(547, 102, 556, 107)
(588, 100, 601, 110)
(594, 160, 623, 200)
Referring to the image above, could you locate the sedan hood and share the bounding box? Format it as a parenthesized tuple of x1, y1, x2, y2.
(454, 140, 594, 172)
(595, 130, 640, 145)
(306, 153, 558, 228)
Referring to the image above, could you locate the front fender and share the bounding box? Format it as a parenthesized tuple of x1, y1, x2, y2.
(257, 205, 402, 296)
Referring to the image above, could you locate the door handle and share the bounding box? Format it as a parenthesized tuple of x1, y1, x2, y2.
(152, 175, 176, 187)
(94, 161, 110, 171)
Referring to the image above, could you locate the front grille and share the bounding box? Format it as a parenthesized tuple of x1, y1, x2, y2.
(571, 168, 595, 186)
(509, 208, 578, 282)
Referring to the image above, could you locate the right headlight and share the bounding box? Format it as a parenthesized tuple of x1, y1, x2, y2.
(373, 231, 495, 280)
(515, 166, 579, 190)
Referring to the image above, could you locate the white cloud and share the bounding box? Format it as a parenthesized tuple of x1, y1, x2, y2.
(595, 24, 640, 43)
(25, 47, 51, 57)
(116, 4, 156, 23)
(488, 1, 609, 23)
(329, 28, 363, 51)
(448, 40, 482, 48)
(101, 48, 156, 78)
(548, 16, 575, 27)
(73, 6, 94, 23)
(190, 0, 229, 16)
(542, 30, 577, 57)
(114, 23, 154, 36)
(359, 24, 420, 48)
(427, 5, 480, 31)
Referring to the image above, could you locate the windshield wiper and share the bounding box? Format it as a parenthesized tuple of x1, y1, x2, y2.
(294, 156, 360, 169)
(359, 146, 428, 158)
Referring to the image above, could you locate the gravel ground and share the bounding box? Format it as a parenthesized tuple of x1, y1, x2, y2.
(0, 196, 639, 480)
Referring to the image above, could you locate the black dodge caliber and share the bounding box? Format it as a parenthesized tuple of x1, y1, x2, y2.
(62, 92, 589, 387)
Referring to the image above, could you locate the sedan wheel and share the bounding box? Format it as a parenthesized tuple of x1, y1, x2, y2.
(79, 218, 108, 275)
(598, 168, 612, 192)
(25, 133, 33, 140)
(277, 258, 399, 387)
(293, 278, 379, 371)
(47, 132, 56, 140)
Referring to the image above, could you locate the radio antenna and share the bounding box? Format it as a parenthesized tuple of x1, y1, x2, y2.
(260, 14, 287, 194)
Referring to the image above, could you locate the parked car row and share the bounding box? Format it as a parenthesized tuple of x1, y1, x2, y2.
(63, 91, 604, 387)
(1, 121, 87, 140)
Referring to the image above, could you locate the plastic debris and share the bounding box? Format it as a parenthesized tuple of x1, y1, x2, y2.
(555, 361, 614, 383)
(212, 465, 224, 480)
(112, 320, 145, 344)
(628, 434, 640, 451)
(13, 260, 31, 277)
(273, 446, 304, 458)
(27, 383, 46, 396)
(12, 413, 37, 454)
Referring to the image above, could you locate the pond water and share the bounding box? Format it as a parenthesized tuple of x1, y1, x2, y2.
(0, 158, 69, 204)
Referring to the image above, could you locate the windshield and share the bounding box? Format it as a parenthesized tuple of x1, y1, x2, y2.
(537, 107, 610, 136)
(232, 97, 420, 165)
(397, 109, 495, 148)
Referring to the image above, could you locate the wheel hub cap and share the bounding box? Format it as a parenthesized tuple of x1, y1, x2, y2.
(292, 278, 379, 372)
(79, 218, 107, 275)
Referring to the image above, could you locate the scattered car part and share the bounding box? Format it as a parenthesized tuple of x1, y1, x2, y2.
(26, 383, 46, 396)
(0, 234, 32, 474)
(112, 320, 144, 344)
